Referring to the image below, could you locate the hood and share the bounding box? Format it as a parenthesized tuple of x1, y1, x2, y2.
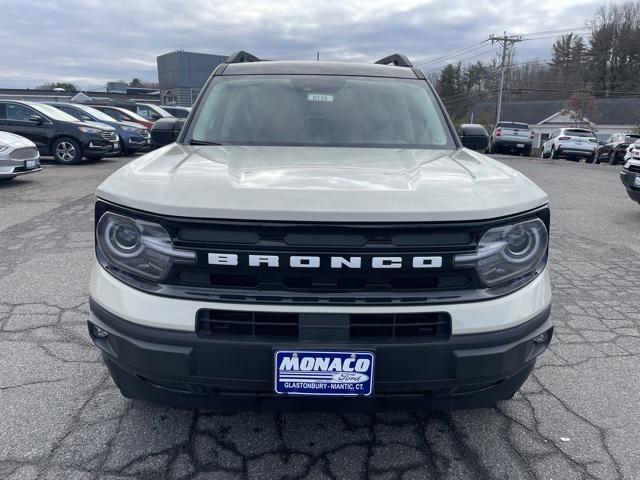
(0, 131, 36, 148)
(119, 121, 146, 130)
(96, 145, 548, 222)
(75, 121, 115, 131)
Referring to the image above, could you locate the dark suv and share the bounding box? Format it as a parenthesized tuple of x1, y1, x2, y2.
(0, 101, 119, 163)
(597, 133, 640, 165)
(47, 103, 150, 155)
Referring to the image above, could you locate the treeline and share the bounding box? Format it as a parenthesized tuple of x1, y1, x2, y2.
(435, 1, 640, 124)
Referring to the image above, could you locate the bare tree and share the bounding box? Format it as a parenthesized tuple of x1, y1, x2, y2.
(562, 92, 599, 126)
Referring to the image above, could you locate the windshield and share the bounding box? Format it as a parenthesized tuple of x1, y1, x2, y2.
(77, 105, 116, 122)
(29, 102, 78, 122)
(187, 75, 454, 148)
(565, 129, 595, 137)
(149, 104, 172, 118)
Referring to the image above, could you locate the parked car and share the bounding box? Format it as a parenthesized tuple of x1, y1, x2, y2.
(619, 147, 640, 205)
(540, 128, 597, 162)
(623, 139, 640, 163)
(46, 103, 151, 155)
(89, 105, 154, 130)
(0, 100, 119, 164)
(133, 103, 174, 122)
(161, 106, 191, 118)
(597, 133, 640, 165)
(488, 121, 533, 156)
(89, 52, 552, 412)
(0, 131, 41, 180)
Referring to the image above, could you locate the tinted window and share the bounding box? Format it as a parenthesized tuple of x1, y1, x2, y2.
(6, 103, 37, 121)
(55, 105, 84, 120)
(624, 135, 640, 142)
(498, 122, 529, 129)
(0, 103, 7, 120)
(188, 75, 453, 148)
(104, 109, 124, 121)
(29, 103, 78, 122)
(565, 129, 595, 137)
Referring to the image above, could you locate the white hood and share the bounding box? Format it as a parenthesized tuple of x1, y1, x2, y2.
(0, 131, 36, 148)
(96, 145, 548, 222)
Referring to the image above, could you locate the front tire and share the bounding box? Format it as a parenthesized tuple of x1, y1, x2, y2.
(607, 152, 617, 165)
(550, 146, 558, 159)
(585, 153, 595, 164)
(53, 137, 82, 164)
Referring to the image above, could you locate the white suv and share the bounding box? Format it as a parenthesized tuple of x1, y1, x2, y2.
(540, 128, 597, 162)
(88, 52, 553, 411)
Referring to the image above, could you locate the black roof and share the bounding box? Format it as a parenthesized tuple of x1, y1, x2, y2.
(223, 61, 420, 79)
(470, 98, 640, 125)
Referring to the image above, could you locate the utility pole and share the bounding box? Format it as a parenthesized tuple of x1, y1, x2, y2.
(489, 32, 523, 126)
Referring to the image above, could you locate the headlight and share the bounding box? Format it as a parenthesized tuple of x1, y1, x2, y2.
(79, 126, 101, 134)
(96, 212, 195, 282)
(121, 125, 138, 132)
(454, 218, 548, 287)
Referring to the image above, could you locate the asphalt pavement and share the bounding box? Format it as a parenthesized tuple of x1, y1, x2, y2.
(0, 154, 639, 480)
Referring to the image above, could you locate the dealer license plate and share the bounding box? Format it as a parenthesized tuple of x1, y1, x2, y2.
(517, 143, 525, 148)
(112, 142, 120, 151)
(25, 159, 37, 169)
(634, 176, 640, 188)
(274, 350, 374, 396)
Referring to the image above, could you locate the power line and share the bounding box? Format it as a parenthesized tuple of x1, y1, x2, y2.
(417, 41, 489, 68)
(423, 47, 497, 73)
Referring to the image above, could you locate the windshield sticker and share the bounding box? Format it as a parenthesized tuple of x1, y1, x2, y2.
(307, 94, 334, 102)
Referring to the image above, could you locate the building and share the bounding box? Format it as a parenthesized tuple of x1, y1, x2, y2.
(157, 50, 227, 106)
(469, 98, 640, 147)
(0, 88, 160, 105)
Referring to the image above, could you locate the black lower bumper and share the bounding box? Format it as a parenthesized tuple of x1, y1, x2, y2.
(88, 300, 553, 411)
(620, 170, 640, 203)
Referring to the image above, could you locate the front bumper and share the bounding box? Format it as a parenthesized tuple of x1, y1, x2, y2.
(0, 159, 42, 179)
(88, 264, 553, 410)
(620, 169, 640, 203)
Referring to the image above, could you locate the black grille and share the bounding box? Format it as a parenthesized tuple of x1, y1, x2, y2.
(629, 164, 640, 173)
(197, 309, 451, 341)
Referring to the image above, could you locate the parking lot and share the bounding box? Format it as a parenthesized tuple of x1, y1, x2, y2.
(0, 154, 639, 480)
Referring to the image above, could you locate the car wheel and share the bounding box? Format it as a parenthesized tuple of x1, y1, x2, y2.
(523, 149, 532, 157)
(585, 153, 595, 164)
(550, 146, 558, 159)
(53, 137, 82, 164)
(607, 152, 616, 165)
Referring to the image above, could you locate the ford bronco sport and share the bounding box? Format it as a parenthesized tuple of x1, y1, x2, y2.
(88, 52, 553, 411)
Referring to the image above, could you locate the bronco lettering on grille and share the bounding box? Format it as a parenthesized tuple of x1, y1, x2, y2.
(207, 253, 443, 269)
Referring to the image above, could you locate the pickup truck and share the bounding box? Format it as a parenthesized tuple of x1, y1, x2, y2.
(489, 121, 534, 156)
(88, 52, 552, 411)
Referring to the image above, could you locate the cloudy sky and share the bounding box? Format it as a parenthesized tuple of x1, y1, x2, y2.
(0, 0, 603, 90)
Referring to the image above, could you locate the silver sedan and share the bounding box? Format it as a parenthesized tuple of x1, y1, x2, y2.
(0, 131, 42, 180)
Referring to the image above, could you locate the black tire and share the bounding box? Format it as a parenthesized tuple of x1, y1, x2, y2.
(523, 149, 532, 157)
(607, 152, 616, 165)
(52, 137, 82, 164)
(585, 153, 596, 164)
(550, 146, 558, 159)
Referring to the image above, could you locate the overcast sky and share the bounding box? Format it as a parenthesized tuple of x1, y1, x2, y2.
(0, 0, 603, 90)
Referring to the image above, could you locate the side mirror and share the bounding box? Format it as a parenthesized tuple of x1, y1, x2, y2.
(150, 117, 185, 147)
(29, 114, 44, 124)
(459, 124, 489, 152)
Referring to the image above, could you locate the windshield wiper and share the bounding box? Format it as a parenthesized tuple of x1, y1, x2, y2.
(188, 139, 227, 146)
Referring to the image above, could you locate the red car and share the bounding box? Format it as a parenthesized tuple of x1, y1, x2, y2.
(89, 105, 154, 130)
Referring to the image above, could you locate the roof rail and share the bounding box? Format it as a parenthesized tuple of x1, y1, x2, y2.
(374, 54, 413, 68)
(225, 51, 261, 64)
